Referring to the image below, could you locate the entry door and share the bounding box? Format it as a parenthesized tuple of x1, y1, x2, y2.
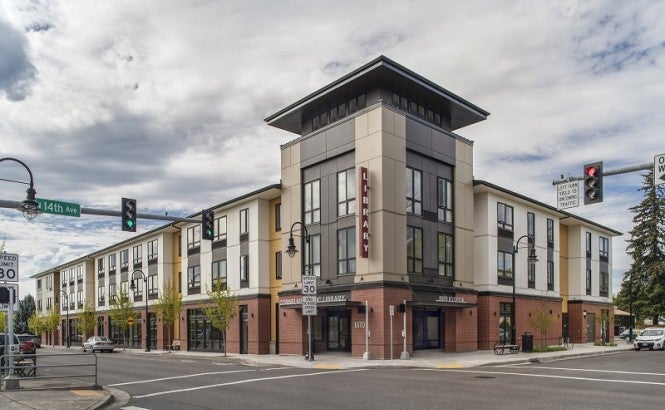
(586, 313, 596, 342)
(239, 305, 248, 354)
(413, 308, 441, 350)
(327, 310, 351, 351)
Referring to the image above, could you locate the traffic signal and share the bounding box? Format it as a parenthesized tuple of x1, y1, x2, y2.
(0, 287, 9, 303)
(583, 162, 603, 205)
(202, 208, 215, 240)
(121, 198, 137, 232)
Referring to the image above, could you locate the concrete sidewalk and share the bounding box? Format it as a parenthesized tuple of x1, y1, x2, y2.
(0, 342, 635, 409)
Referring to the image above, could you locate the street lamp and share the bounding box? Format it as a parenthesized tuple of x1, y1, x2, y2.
(512, 235, 538, 344)
(0, 157, 41, 221)
(286, 221, 313, 361)
(60, 290, 70, 348)
(130, 269, 150, 352)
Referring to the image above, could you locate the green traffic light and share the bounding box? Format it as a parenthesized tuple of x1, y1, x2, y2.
(127, 220, 135, 228)
(206, 230, 213, 236)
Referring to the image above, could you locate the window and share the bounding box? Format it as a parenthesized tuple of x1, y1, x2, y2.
(304, 180, 321, 224)
(586, 268, 592, 295)
(120, 250, 129, 269)
(37, 279, 42, 291)
(274, 203, 281, 232)
(37, 299, 42, 311)
(547, 219, 554, 246)
(109, 283, 117, 301)
(275, 252, 282, 279)
(547, 260, 554, 290)
(600, 271, 609, 294)
(527, 212, 535, 240)
(337, 227, 356, 275)
(97, 258, 104, 274)
(497, 203, 513, 231)
(108, 254, 116, 271)
(499, 303, 514, 344)
(497, 251, 513, 278)
(132, 278, 143, 297)
(98, 286, 105, 304)
(407, 226, 423, 273)
(599, 236, 609, 259)
(437, 233, 453, 277)
(133, 244, 142, 266)
(61, 270, 67, 285)
(585, 231, 592, 256)
(437, 177, 453, 223)
(240, 208, 249, 236)
(47, 297, 52, 310)
(187, 265, 201, 293)
(120, 280, 128, 296)
(337, 168, 356, 217)
(76, 265, 83, 282)
(304, 234, 321, 277)
(406, 167, 422, 215)
(77, 290, 83, 308)
(46, 275, 52, 290)
(148, 275, 158, 296)
(214, 215, 227, 242)
(212, 260, 228, 289)
(187, 225, 201, 250)
(528, 261, 536, 288)
(240, 255, 249, 282)
(147, 239, 158, 261)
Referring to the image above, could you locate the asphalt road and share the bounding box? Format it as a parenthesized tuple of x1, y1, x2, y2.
(95, 350, 665, 410)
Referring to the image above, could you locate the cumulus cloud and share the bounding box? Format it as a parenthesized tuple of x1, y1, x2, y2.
(0, 18, 37, 101)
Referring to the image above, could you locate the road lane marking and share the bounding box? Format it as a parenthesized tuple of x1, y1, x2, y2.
(108, 370, 256, 386)
(421, 368, 665, 386)
(504, 365, 665, 377)
(134, 369, 369, 399)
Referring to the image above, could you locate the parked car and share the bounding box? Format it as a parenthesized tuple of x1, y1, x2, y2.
(0, 333, 21, 367)
(16, 334, 36, 355)
(82, 336, 115, 353)
(634, 327, 665, 351)
(618, 329, 639, 341)
(31, 335, 42, 348)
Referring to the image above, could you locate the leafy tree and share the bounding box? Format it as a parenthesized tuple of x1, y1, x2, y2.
(0, 311, 5, 332)
(616, 170, 665, 324)
(77, 304, 97, 340)
(528, 306, 557, 347)
(15, 294, 36, 333)
(44, 308, 60, 347)
(27, 313, 47, 336)
(152, 282, 182, 351)
(108, 291, 134, 349)
(203, 282, 238, 356)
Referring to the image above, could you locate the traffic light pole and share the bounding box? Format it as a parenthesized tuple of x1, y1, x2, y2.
(552, 162, 651, 185)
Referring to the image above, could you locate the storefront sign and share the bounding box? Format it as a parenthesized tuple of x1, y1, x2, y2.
(359, 166, 369, 258)
(436, 295, 466, 304)
(279, 294, 349, 307)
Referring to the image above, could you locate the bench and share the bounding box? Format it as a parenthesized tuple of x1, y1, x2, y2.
(14, 356, 37, 377)
(167, 340, 181, 351)
(493, 342, 520, 355)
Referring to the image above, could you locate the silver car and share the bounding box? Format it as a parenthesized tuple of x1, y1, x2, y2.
(82, 336, 115, 353)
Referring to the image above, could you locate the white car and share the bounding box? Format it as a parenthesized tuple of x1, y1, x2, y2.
(633, 327, 665, 351)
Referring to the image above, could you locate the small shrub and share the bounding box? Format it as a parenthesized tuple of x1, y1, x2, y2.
(530, 346, 568, 353)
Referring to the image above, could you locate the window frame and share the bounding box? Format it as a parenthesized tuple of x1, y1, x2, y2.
(337, 227, 356, 275)
(240, 208, 249, 236)
(437, 232, 454, 277)
(304, 179, 321, 225)
(497, 202, 513, 231)
(212, 259, 228, 289)
(187, 225, 201, 250)
(187, 265, 201, 294)
(240, 255, 249, 282)
(147, 239, 158, 261)
(214, 215, 227, 242)
(406, 167, 422, 215)
(337, 168, 356, 217)
(132, 244, 142, 266)
(497, 251, 513, 279)
(437, 177, 453, 223)
(407, 226, 423, 274)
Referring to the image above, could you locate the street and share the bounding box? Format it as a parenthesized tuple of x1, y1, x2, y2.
(85, 350, 665, 410)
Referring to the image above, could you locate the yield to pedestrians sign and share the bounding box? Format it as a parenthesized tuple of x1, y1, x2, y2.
(655, 153, 665, 186)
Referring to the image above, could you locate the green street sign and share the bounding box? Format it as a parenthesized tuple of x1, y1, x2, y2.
(36, 198, 81, 217)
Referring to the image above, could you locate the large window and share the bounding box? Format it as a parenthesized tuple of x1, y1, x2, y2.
(108, 254, 116, 271)
(599, 236, 609, 259)
(120, 250, 129, 269)
(437, 177, 453, 223)
(337, 168, 356, 217)
(215, 215, 227, 242)
(212, 260, 227, 289)
(337, 227, 356, 275)
(76, 265, 83, 282)
(585, 231, 592, 256)
(547, 260, 554, 290)
(108, 283, 117, 302)
(187, 265, 201, 294)
(304, 234, 321, 276)
(437, 233, 453, 277)
(147, 239, 158, 261)
(406, 167, 422, 215)
(97, 258, 104, 274)
(600, 271, 609, 295)
(586, 268, 592, 295)
(240, 255, 249, 282)
(97, 286, 105, 305)
(240, 209, 249, 236)
(133, 244, 142, 266)
(547, 218, 554, 246)
(148, 275, 158, 296)
(407, 226, 423, 273)
(497, 203, 513, 231)
(275, 252, 282, 279)
(187, 225, 201, 250)
(527, 212, 535, 239)
(304, 180, 321, 224)
(497, 251, 513, 279)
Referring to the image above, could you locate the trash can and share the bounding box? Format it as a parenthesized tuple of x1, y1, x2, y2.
(522, 333, 534, 353)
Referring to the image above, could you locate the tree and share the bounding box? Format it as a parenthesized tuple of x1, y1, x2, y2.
(27, 313, 47, 336)
(528, 306, 557, 347)
(0, 311, 5, 332)
(77, 304, 97, 340)
(152, 282, 182, 351)
(203, 282, 238, 356)
(44, 308, 60, 348)
(616, 170, 665, 324)
(108, 291, 134, 349)
(16, 294, 36, 334)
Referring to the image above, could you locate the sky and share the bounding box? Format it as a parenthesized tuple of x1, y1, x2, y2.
(1, 0, 664, 300)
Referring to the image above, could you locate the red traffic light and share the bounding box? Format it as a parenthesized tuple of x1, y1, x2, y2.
(584, 165, 598, 177)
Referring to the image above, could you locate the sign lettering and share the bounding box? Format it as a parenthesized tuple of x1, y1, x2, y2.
(359, 167, 369, 258)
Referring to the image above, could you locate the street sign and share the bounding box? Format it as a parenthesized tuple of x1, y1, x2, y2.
(556, 181, 579, 209)
(301, 275, 317, 295)
(0, 253, 19, 282)
(127, 317, 135, 326)
(36, 198, 81, 217)
(389, 305, 395, 316)
(302, 295, 317, 316)
(655, 154, 665, 186)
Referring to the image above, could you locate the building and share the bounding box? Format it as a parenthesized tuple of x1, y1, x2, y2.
(32, 56, 620, 357)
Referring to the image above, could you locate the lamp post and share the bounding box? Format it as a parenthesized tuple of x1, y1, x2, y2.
(286, 221, 313, 361)
(60, 290, 70, 348)
(512, 235, 538, 344)
(0, 157, 41, 221)
(130, 269, 150, 352)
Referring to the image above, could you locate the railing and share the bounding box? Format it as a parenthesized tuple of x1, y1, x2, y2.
(1, 352, 99, 390)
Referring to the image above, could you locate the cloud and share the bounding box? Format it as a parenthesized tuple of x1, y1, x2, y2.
(0, 18, 37, 101)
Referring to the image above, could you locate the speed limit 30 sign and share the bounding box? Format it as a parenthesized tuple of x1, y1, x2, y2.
(0, 253, 19, 282)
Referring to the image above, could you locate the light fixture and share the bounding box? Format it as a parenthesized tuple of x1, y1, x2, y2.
(1, 157, 41, 221)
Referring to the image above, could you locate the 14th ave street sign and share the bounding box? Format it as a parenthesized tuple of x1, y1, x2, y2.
(36, 198, 80, 217)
